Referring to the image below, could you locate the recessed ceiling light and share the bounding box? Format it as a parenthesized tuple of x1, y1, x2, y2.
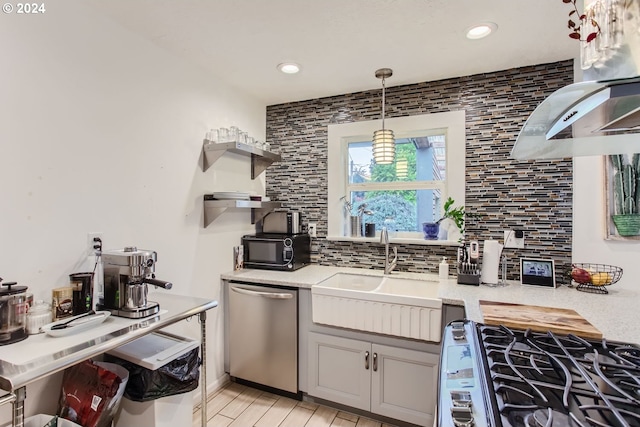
(277, 62, 301, 74)
(466, 22, 497, 40)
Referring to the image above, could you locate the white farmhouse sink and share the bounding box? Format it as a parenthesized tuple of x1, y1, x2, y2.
(311, 273, 442, 342)
(374, 277, 441, 306)
(316, 272, 383, 292)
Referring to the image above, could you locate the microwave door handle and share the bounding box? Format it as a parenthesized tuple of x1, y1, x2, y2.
(230, 285, 293, 300)
(244, 261, 291, 267)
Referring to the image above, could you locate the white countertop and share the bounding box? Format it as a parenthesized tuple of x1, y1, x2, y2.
(221, 265, 640, 345)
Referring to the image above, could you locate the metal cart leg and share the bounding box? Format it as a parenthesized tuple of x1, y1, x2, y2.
(0, 388, 22, 427)
(0, 392, 16, 427)
(199, 311, 207, 427)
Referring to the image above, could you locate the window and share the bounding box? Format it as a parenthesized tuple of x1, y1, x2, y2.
(347, 134, 446, 234)
(327, 111, 465, 243)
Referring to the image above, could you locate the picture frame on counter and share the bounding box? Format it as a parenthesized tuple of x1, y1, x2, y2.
(520, 258, 556, 288)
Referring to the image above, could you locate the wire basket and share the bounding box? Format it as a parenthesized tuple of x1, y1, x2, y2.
(569, 263, 623, 294)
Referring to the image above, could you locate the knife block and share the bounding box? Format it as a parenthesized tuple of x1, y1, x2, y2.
(457, 262, 481, 286)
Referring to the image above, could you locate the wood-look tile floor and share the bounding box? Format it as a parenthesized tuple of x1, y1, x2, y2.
(193, 382, 398, 427)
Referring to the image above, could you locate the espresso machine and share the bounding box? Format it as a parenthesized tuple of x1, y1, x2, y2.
(99, 247, 173, 318)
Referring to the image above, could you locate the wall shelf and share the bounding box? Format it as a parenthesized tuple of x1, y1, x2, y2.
(202, 140, 282, 179)
(203, 196, 281, 227)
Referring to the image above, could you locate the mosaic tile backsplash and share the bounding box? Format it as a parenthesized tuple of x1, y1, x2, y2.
(265, 60, 574, 281)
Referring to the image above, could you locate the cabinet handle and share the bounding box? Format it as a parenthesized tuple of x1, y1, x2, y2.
(365, 351, 370, 370)
(373, 352, 378, 372)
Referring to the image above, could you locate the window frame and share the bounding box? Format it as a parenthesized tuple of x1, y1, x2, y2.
(327, 111, 466, 245)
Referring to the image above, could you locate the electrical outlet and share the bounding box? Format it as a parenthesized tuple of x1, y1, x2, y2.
(87, 232, 103, 256)
(308, 223, 317, 237)
(504, 229, 524, 249)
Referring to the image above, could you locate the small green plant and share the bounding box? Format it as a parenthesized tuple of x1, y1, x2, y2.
(437, 197, 466, 233)
(436, 197, 482, 236)
(610, 154, 640, 215)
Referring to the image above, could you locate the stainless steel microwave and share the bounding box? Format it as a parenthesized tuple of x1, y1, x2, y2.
(241, 233, 310, 271)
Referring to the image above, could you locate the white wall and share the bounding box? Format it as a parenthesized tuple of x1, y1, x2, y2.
(0, 1, 264, 419)
(573, 157, 640, 290)
(571, 61, 639, 292)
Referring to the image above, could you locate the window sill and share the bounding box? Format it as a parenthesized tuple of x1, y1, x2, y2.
(325, 235, 461, 246)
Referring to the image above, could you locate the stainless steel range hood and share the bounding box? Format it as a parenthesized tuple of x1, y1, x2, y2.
(511, 76, 640, 160)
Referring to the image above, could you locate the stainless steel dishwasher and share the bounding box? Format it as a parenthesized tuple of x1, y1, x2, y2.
(228, 282, 298, 394)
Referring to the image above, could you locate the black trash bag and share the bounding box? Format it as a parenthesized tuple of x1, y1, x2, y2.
(105, 347, 200, 402)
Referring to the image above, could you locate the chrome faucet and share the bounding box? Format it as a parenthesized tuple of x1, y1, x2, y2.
(380, 227, 398, 274)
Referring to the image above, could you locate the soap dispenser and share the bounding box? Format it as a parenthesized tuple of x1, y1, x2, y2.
(439, 256, 449, 279)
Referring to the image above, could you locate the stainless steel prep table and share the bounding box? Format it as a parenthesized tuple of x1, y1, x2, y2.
(0, 292, 218, 427)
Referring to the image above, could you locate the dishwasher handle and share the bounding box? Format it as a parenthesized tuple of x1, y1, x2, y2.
(230, 285, 294, 299)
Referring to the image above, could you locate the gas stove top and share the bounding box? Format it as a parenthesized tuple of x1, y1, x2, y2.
(438, 320, 640, 427)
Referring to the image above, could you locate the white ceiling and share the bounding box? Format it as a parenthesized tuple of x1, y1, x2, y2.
(86, 0, 580, 106)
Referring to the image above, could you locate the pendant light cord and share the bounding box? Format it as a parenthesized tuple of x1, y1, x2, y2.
(381, 76, 386, 130)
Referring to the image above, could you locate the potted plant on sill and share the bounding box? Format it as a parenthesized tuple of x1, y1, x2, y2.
(610, 153, 640, 236)
(422, 197, 466, 240)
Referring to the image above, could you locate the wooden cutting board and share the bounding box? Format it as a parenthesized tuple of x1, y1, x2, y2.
(479, 300, 603, 339)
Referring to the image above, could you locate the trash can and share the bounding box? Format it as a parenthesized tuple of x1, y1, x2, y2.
(105, 331, 200, 427)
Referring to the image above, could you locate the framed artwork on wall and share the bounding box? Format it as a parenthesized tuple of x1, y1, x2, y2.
(604, 154, 640, 240)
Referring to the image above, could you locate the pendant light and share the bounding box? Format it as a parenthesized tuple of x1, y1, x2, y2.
(396, 158, 408, 179)
(372, 68, 395, 164)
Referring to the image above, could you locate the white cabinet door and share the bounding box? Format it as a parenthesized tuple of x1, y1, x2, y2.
(370, 343, 439, 427)
(308, 332, 371, 411)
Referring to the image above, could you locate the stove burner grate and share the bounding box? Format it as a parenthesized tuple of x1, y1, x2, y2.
(477, 324, 640, 427)
(524, 409, 579, 427)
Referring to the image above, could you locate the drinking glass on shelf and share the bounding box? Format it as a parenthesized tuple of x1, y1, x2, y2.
(246, 136, 255, 146)
(229, 126, 240, 143)
(205, 129, 218, 143)
(238, 132, 248, 144)
(218, 127, 229, 143)
(263, 142, 271, 152)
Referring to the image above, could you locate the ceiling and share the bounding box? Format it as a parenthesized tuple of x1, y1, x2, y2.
(86, 0, 580, 106)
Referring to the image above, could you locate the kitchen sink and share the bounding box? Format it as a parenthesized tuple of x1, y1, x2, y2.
(374, 276, 440, 304)
(315, 272, 383, 292)
(311, 273, 442, 341)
